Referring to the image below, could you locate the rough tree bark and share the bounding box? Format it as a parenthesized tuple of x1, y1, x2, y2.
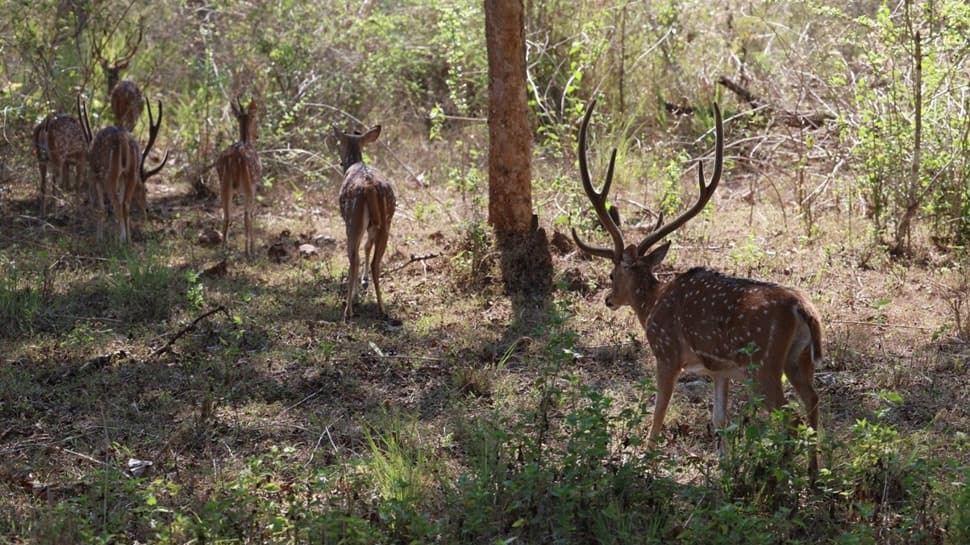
(485, 0, 532, 235)
(484, 0, 551, 297)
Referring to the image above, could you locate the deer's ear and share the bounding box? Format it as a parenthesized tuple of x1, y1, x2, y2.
(621, 245, 639, 268)
(642, 241, 671, 269)
(362, 125, 382, 144)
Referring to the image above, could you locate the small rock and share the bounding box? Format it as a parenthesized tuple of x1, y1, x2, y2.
(298, 243, 319, 257)
(198, 227, 223, 246)
(127, 458, 153, 477)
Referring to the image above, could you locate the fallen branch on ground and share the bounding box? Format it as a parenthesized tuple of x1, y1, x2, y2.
(386, 253, 440, 274)
(150, 305, 231, 358)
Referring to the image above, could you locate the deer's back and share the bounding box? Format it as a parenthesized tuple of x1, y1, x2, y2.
(647, 268, 819, 370)
(216, 142, 261, 189)
(338, 164, 395, 223)
(110, 80, 144, 132)
(37, 115, 86, 162)
(89, 127, 137, 181)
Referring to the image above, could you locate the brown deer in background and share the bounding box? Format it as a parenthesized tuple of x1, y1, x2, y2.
(216, 98, 261, 259)
(33, 113, 87, 214)
(571, 101, 821, 476)
(333, 125, 396, 321)
(110, 80, 144, 132)
(94, 26, 144, 131)
(79, 95, 168, 243)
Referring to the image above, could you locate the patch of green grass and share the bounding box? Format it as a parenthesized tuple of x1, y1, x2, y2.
(0, 264, 43, 338)
(103, 244, 180, 323)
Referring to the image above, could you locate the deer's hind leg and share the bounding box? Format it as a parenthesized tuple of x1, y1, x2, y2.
(39, 161, 50, 215)
(343, 205, 367, 320)
(784, 318, 820, 478)
(754, 312, 801, 413)
(218, 165, 233, 248)
(362, 223, 374, 292)
(370, 222, 391, 318)
(241, 167, 256, 259)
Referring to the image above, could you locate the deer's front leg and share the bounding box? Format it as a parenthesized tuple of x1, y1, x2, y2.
(713, 375, 731, 457)
(647, 351, 682, 448)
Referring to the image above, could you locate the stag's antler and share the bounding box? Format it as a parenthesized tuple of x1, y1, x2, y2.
(571, 100, 625, 263)
(77, 95, 92, 145)
(636, 103, 723, 255)
(140, 99, 169, 181)
(94, 24, 143, 73)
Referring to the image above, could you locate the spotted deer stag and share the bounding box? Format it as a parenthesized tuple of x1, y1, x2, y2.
(33, 113, 87, 214)
(572, 101, 821, 475)
(94, 26, 143, 132)
(79, 95, 169, 243)
(334, 125, 396, 321)
(216, 98, 261, 259)
(95, 25, 142, 102)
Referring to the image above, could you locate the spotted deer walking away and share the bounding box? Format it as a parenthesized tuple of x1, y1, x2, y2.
(110, 80, 145, 132)
(78, 95, 169, 243)
(334, 125, 396, 321)
(216, 98, 261, 259)
(33, 113, 87, 214)
(572, 101, 821, 476)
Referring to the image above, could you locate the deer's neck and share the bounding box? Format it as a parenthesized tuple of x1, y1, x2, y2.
(341, 149, 363, 173)
(106, 72, 120, 98)
(239, 123, 251, 145)
(633, 279, 671, 328)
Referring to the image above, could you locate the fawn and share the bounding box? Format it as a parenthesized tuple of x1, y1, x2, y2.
(333, 125, 396, 321)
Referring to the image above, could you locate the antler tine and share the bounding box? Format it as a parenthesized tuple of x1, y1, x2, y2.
(92, 31, 108, 68)
(117, 25, 144, 66)
(571, 99, 626, 263)
(141, 99, 169, 180)
(231, 96, 242, 117)
(77, 94, 92, 144)
(636, 102, 723, 255)
(94, 24, 142, 69)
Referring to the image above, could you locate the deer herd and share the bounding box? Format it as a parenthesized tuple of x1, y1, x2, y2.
(28, 48, 822, 475)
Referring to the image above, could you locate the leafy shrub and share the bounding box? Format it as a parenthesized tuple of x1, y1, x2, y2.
(948, 467, 970, 545)
(719, 399, 816, 509)
(843, 0, 970, 250)
(678, 501, 776, 545)
(446, 312, 674, 544)
(449, 220, 495, 289)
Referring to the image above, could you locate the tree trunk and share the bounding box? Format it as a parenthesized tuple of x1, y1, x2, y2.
(485, 0, 532, 235)
(484, 0, 551, 297)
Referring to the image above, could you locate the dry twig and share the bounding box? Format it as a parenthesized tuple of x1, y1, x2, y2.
(150, 305, 231, 358)
(386, 253, 440, 274)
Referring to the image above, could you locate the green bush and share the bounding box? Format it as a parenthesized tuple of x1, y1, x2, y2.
(844, 0, 970, 250)
(949, 467, 970, 545)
